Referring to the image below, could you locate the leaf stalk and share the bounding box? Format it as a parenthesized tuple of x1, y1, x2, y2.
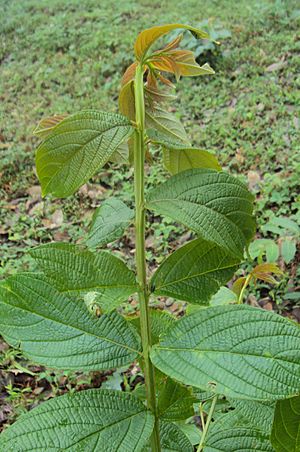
(197, 395, 218, 451)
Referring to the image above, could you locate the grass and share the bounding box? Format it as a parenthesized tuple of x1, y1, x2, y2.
(0, 0, 299, 429)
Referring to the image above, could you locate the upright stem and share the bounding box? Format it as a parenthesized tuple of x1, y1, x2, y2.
(133, 63, 161, 451)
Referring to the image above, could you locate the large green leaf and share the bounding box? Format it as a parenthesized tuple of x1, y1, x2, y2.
(36, 110, 133, 197)
(0, 389, 154, 451)
(151, 238, 240, 304)
(30, 243, 137, 308)
(145, 107, 189, 144)
(86, 198, 134, 248)
(158, 377, 196, 421)
(205, 427, 274, 452)
(271, 396, 300, 452)
(147, 169, 255, 258)
(144, 421, 193, 452)
(150, 305, 300, 400)
(0, 273, 140, 370)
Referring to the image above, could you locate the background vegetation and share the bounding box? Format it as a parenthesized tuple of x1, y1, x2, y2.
(0, 0, 299, 432)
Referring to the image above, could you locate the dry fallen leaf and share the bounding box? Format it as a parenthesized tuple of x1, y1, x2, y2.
(27, 186, 42, 200)
(265, 60, 287, 72)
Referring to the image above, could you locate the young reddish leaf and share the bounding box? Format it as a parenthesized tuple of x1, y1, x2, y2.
(145, 86, 176, 105)
(134, 23, 209, 60)
(146, 70, 177, 102)
(160, 34, 183, 52)
(151, 55, 181, 80)
(151, 49, 214, 78)
(158, 73, 176, 88)
(147, 71, 158, 89)
(176, 60, 214, 77)
(33, 114, 67, 138)
(121, 61, 138, 86)
(251, 263, 283, 284)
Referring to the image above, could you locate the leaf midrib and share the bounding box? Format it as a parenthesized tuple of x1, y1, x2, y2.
(153, 345, 300, 365)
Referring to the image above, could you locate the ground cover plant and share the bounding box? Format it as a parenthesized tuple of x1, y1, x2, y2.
(0, 16, 300, 451)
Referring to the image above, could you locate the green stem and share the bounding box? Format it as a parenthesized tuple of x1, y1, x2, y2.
(133, 63, 161, 452)
(199, 402, 205, 431)
(197, 395, 218, 452)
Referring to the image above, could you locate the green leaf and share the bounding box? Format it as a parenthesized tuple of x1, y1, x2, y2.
(147, 128, 221, 174)
(119, 81, 136, 121)
(150, 305, 300, 401)
(30, 243, 137, 308)
(109, 139, 130, 164)
(86, 198, 134, 248)
(176, 422, 201, 446)
(158, 377, 196, 421)
(144, 421, 193, 452)
(281, 239, 297, 264)
(36, 110, 133, 197)
(205, 400, 275, 452)
(0, 273, 140, 370)
(230, 399, 275, 434)
(147, 169, 255, 259)
(249, 239, 279, 262)
(271, 396, 300, 452)
(145, 107, 189, 144)
(207, 406, 248, 437)
(205, 427, 274, 451)
(163, 147, 221, 174)
(207, 399, 273, 444)
(130, 309, 175, 345)
(193, 388, 215, 402)
(151, 238, 240, 304)
(262, 217, 300, 236)
(0, 389, 154, 451)
(159, 421, 194, 452)
(210, 286, 238, 306)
